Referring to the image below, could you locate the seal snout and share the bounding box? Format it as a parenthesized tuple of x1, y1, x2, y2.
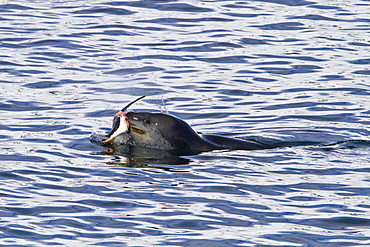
(103, 96, 146, 144)
(130, 126, 145, 135)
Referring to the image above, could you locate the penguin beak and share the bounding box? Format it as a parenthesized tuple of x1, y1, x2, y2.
(103, 111, 129, 143)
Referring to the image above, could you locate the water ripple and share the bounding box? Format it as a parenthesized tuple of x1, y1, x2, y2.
(0, 0, 370, 246)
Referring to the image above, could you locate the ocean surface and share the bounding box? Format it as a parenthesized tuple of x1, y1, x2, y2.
(1, 0, 370, 246)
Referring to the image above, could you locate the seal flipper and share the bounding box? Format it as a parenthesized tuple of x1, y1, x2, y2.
(202, 134, 266, 150)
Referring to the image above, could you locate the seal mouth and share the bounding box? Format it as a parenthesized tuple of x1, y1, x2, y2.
(103, 96, 146, 143)
(130, 126, 145, 135)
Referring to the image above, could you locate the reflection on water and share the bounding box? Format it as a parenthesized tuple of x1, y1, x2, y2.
(1, 0, 370, 246)
(91, 134, 194, 166)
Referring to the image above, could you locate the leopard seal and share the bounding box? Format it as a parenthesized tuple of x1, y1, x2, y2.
(123, 111, 266, 151)
(102, 96, 267, 151)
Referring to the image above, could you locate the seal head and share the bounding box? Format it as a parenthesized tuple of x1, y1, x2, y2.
(126, 112, 216, 150)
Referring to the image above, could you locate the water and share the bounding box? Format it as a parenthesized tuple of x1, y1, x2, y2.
(1, 0, 370, 246)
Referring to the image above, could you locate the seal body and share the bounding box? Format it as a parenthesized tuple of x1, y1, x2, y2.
(115, 112, 266, 151)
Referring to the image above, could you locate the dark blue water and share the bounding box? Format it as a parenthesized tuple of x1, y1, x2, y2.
(1, 0, 370, 246)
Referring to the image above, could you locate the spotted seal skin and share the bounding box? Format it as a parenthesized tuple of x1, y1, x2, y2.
(105, 111, 267, 151)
